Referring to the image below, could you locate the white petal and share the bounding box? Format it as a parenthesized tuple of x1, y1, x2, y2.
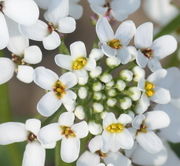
(25, 119, 41, 135)
(59, 72, 77, 88)
(34, 0, 50, 9)
(55, 54, 72, 70)
(132, 114, 146, 129)
(0, 122, 27, 145)
(88, 135, 103, 153)
(72, 121, 88, 138)
(0, 58, 14, 84)
(4, 0, 39, 25)
(37, 92, 62, 117)
(24, 46, 42, 64)
(19, 20, 48, 41)
(61, 137, 80, 163)
(118, 114, 132, 125)
(69, 3, 83, 20)
(148, 58, 162, 72)
(135, 94, 150, 114)
(0, 13, 9, 49)
(136, 131, 164, 153)
(58, 112, 75, 127)
(85, 58, 96, 71)
(117, 47, 131, 64)
(70, 41, 87, 60)
(77, 151, 100, 166)
(102, 44, 117, 57)
(136, 51, 148, 68)
(115, 20, 136, 46)
(145, 111, 170, 130)
(103, 113, 117, 128)
(58, 17, 76, 33)
(38, 123, 61, 145)
(147, 69, 167, 83)
(152, 35, 177, 59)
(151, 87, 171, 104)
(134, 22, 153, 49)
(96, 17, 114, 42)
(17, 65, 34, 83)
(44, 0, 69, 24)
(34, 66, 58, 90)
(22, 142, 45, 166)
(104, 152, 131, 166)
(43, 31, 61, 50)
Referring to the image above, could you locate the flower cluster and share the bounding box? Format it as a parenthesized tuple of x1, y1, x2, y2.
(0, 0, 179, 166)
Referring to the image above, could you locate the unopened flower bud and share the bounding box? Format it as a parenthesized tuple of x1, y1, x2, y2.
(74, 106, 85, 120)
(93, 103, 104, 113)
(93, 82, 103, 91)
(78, 87, 88, 99)
(120, 97, 132, 110)
(106, 56, 120, 68)
(107, 89, 117, 97)
(100, 73, 112, 83)
(128, 46, 138, 61)
(116, 80, 126, 91)
(128, 87, 141, 101)
(100, 111, 108, 119)
(90, 66, 102, 78)
(88, 121, 102, 135)
(93, 92, 103, 100)
(106, 81, 114, 89)
(107, 98, 117, 107)
(89, 48, 104, 61)
(120, 70, 133, 82)
(78, 76, 88, 85)
(132, 66, 145, 82)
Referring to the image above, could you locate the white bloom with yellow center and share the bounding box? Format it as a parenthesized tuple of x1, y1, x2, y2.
(38, 112, 89, 163)
(132, 111, 170, 153)
(136, 69, 171, 114)
(34, 67, 78, 117)
(96, 17, 136, 64)
(102, 112, 134, 152)
(55, 41, 96, 81)
(134, 22, 177, 72)
(0, 119, 55, 166)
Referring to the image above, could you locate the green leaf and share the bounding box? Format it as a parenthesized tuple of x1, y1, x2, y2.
(59, 40, 70, 55)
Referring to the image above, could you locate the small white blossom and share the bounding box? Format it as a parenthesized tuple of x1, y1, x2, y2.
(106, 56, 121, 68)
(89, 48, 104, 61)
(100, 73, 113, 83)
(93, 82, 104, 92)
(116, 80, 126, 91)
(93, 103, 104, 113)
(88, 122, 102, 135)
(74, 106, 85, 120)
(107, 98, 117, 107)
(128, 87, 141, 101)
(132, 66, 145, 82)
(120, 70, 133, 82)
(120, 97, 132, 110)
(90, 66, 103, 78)
(78, 87, 88, 99)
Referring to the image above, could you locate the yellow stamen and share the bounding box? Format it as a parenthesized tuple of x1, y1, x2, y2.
(106, 123, 124, 133)
(60, 126, 76, 138)
(107, 39, 122, 49)
(72, 57, 87, 70)
(145, 81, 155, 97)
(53, 80, 66, 99)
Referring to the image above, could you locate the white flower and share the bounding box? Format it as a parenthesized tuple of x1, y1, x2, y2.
(89, 48, 104, 61)
(0, 29, 42, 84)
(143, 0, 179, 26)
(136, 69, 171, 114)
(0, 119, 53, 166)
(132, 111, 170, 153)
(0, 0, 39, 49)
(102, 113, 134, 152)
(55, 41, 96, 81)
(38, 112, 89, 163)
(20, 0, 76, 50)
(132, 66, 145, 82)
(134, 22, 177, 72)
(96, 17, 136, 64)
(77, 135, 131, 166)
(88, 0, 141, 22)
(88, 122, 103, 135)
(74, 105, 85, 120)
(34, 67, 78, 117)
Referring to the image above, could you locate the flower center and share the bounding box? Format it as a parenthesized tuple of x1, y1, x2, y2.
(96, 150, 107, 158)
(53, 80, 66, 99)
(28, 132, 37, 142)
(0, 2, 4, 12)
(107, 39, 122, 49)
(145, 81, 155, 97)
(11, 54, 25, 65)
(72, 57, 87, 70)
(138, 124, 148, 133)
(106, 123, 124, 133)
(48, 23, 57, 33)
(142, 48, 153, 59)
(61, 126, 76, 138)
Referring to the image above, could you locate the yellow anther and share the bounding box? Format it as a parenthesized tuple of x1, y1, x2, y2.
(72, 57, 87, 70)
(107, 39, 122, 49)
(53, 80, 66, 99)
(60, 126, 76, 138)
(145, 81, 155, 97)
(106, 123, 124, 133)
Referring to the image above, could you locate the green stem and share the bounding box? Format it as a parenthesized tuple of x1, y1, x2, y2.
(59, 40, 70, 55)
(154, 13, 180, 39)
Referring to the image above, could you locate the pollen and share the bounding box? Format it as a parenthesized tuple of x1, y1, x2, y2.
(145, 81, 155, 97)
(142, 48, 153, 59)
(61, 126, 76, 138)
(72, 57, 87, 70)
(28, 132, 37, 142)
(106, 123, 124, 133)
(107, 39, 122, 49)
(11, 54, 25, 65)
(53, 80, 66, 99)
